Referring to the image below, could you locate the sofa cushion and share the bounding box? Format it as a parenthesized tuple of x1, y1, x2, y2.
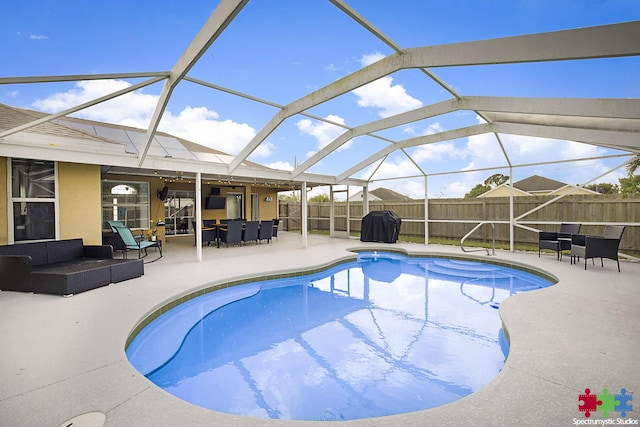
(0, 241, 48, 266)
(46, 238, 84, 264)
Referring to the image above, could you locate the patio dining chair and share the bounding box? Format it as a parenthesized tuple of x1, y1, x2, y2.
(113, 224, 163, 262)
(242, 221, 259, 245)
(219, 219, 243, 247)
(258, 220, 274, 244)
(538, 223, 581, 261)
(570, 225, 625, 272)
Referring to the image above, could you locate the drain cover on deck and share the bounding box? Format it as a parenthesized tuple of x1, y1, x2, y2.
(57, 412, 106, 427)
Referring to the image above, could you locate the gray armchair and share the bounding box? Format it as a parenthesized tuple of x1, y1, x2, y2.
(538, 223, 581, 260)
(570, 225, 625, 271)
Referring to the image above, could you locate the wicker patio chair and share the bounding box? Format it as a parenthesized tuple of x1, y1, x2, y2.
(570, 225, 625, 272)
(242, 221, 259, 245)
(219, 219, 243, 247)
(258, 220, 274, 244)
(538, 223, 581, 260)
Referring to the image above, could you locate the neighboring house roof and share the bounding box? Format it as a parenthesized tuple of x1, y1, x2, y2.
(513, 175, 566, 193)
(478, 175, 600, 197)
(349, 187, 412, 201)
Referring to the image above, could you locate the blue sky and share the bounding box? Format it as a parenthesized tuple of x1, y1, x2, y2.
(1, 1, 639, 198)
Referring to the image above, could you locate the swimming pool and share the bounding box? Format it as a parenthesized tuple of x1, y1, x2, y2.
(126, 252, 554, 421)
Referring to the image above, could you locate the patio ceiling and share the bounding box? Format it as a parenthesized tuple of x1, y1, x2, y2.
(0, 0, 639, 192)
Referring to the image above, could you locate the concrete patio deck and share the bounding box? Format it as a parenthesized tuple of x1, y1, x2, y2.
(1, 232, 638, 426)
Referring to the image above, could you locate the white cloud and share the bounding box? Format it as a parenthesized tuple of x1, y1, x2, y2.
(411, 141, 467, 163)
(423, 122, 444, 135)
(31, 79, 260, 156)
(33, 80, 158, 127)
(17, 32, 49, 40)
(352, 76, 423, 118)
(351, 52, 423, 118)
(159, 106, 258, 157)
(359, 157, 420, 181)
(360, 52, 386, 67)
(267, 160, 294, 171)
(296, 114, 349, 153)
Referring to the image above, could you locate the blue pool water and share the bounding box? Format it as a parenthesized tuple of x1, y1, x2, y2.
(126, 252, 553, 421)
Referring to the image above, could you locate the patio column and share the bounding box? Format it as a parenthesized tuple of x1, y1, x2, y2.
(196, 172, 202, 262)
(509, 168, 514, 252)
(346, 185, 350, 237)
(424, 176, 429, 246)
(329, 185, 335, 237)
(363, 185, 369, 216)
(301, 181, 308, 248)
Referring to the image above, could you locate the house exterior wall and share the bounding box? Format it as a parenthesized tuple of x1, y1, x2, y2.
(248, 185, 279, 220)
(1, 161, 281, 246)
(479, 184, 597, 198)
(104, 177, 281, 225)
(59, 162, 102, 245)
(0, 158, 7, 245)
(550, 187, 597, 196)
(478, 186, 530, 198)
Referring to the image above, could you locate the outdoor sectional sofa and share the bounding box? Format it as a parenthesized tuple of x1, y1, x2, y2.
(0, 238, 143, 296)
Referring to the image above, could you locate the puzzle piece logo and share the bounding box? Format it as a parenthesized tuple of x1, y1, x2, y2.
(579, 388, 600, 418)
(616, 388, 633, 418)
(578, 387, 633, 418)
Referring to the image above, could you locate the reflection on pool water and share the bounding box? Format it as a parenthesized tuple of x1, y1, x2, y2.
(126, 252, 553, 421)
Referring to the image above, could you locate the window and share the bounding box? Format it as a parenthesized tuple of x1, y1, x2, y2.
(251, 193, 259, 221)
(226, 193, 243, 219)
(11, 158, 56, 241)
(101, 180, 150, 229)
(164, 190, 195, 236)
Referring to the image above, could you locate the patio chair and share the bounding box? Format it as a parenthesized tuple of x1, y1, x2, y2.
(242, 221, 259, 245)
(106, 220, 143, 241)
(192, 221, 217, 247)
(219, 219, 243, 247)
(571, 225, 625, 272)
(258, 220, 273, 244)
(272, 218, 280, 241)
(538, 223, 581, 260)
(113, 224, 163, 262)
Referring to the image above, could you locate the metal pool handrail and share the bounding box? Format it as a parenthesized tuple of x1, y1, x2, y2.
(461, 222, 495, 256)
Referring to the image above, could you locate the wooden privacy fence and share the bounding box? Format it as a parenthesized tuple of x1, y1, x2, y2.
(278, 194, 640, 256)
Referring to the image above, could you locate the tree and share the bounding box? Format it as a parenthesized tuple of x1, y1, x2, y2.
(464, 173, 509, 198)
(278, 191, 299, 202)
(584, 183, 620, 194)
(464, 183, 491, 198)
(619, 154, 640, 194)
(619, 175, 640, 194)
(626, 154, 640, 177)
(309, 194, 330, 202)
(484, 173, 509, 187)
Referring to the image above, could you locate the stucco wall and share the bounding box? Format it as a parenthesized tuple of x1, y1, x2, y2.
(58, 162, 102, 245)
(0, 158, 7, 245)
